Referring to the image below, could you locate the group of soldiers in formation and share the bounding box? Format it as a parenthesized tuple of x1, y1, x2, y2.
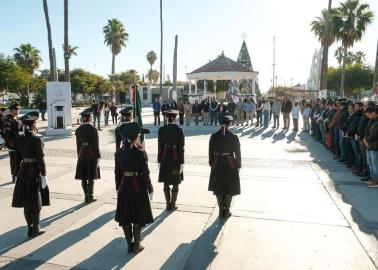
(0, 102, 241, 255)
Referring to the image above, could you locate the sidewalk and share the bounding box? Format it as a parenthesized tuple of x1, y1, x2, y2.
(0, 108, 377, 269)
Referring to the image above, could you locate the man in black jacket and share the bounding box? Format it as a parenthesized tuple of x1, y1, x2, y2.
(347, 102, 364, 173)
(281, 96, 292, 130)
(364, 106, 378, 187)
(338, 102, 349, 162)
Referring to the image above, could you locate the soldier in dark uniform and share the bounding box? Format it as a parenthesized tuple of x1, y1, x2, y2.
(208, 114, 241, 218)
(0, 106, 6, 150)
(75, 108, 101, 203)
(115, 106, 133, 150)
(12, 111, 50, 237)
(115, 122, 153, 254)
(4, 103, 22, 183)
(158, 109, 185, 211)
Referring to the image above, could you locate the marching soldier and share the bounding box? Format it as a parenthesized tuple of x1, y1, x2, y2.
(208, 114, 241, 218)
(4, 103, 22, 183)
(75, 108, 101, 203)
(158, 109, 185, 211)
(115, 122, 153, 254)
(115, 106, 133, 150)
(12, 111, 50, 237)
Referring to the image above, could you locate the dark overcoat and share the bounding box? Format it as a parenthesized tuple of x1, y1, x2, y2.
(208, 129, 241, 195)
(115, 145, 153, 227)
(12, 133, 50, 208)
(75, 123, 101, 180)
(157, 124, 185, 185)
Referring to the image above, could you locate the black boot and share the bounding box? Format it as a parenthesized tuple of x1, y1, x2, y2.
(224, 195, 233, 219)
(163, 188, 171, 211)
(30, 210, 44, 237)
(216, 196, 224, 218)
(170, 191, 178, 211)
(87, 180, 96, 203)
(81, 180, 89, 203)
(122, 226, 133, 254)
(132, 225, 144, 254)
(24, 210, 33, 237)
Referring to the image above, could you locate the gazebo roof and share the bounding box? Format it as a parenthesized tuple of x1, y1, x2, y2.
(189, 52, 251, 74)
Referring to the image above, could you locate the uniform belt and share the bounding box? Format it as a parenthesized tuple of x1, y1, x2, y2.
(81, 142, 89, 146)
(124, 172, 139, 177)
(23, 158, 37, 163)
(215, 152, 230, 156)
(165, 145, 177, 149)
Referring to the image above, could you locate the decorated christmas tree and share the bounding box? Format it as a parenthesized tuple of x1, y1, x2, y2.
(237, 41, 253, 71)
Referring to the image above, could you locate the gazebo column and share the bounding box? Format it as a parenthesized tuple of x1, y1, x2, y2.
(213, 80, 217, 96)
(188, 79, 192, 95)
(194, 80, 198, 95)
(252, 78, 256, 95)
(204, 80, 207, 96)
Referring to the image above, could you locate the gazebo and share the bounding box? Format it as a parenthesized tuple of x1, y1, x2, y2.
(186, 52, 259, 96)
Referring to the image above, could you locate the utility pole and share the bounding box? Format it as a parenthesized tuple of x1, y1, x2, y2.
(272, 36, 276, 97)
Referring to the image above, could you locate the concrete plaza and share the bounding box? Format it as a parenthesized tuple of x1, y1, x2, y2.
(1, 108, 378, 270)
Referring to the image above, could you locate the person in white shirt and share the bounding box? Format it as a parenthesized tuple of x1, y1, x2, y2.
(262, 98, 271, 128)
(291, 102, 301, 131)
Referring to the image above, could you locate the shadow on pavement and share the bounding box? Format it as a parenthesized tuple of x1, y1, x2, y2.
(160, 218, 226, 270)
(4, 211, 114, 269)
(297, 132, 378, 239)
(0, 202, 87, 255)
(70, 210, 172, 270)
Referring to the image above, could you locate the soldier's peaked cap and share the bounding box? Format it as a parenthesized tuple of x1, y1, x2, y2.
(120, 122, 150, 141)
(80, 108, 93, 117)
(8, 103, 21, 110)
(19, 111, 39, 123)
(165, 109, 179, 116)
(220, 114, 233, 125)
(120, 106, 133, 116)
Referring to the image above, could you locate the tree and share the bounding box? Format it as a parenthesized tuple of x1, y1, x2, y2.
(42, 0, 55, 81)
(353, 51, 366, 64)
(333, 0, 373, 97)
(373, 39, 378, 93)
(110, 70, 141, 87)
(146, 51, 157, 83)
(64, 0, 70, 81)
(159, 0, 163, 97)
(146, 69, 159, 84)
(103, 19, 129, 75)
(13, 44, 42, 75)
(311, 3, 336, 90)
(327, 64, 373, 96)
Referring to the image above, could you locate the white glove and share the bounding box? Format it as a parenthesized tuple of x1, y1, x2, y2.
(180, 164, 184, 174)
(158, 163, 160, 169)
(355, 134, 359, 141)
(97, 158, 100, 168)
(149, 192, 154, 201)
(41, 176, 48, 189)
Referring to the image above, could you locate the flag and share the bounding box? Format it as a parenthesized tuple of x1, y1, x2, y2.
(133, 85, 144, 143)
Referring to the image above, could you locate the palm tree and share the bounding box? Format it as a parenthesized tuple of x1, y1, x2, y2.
(335, 46, 354, 65)
(62, 44, 79, 56)
(42, 0, 55, 81)
(146, 51, 157, 83)
(311, 5, 336, 90)
(159, 0, 163, 97)
(373, 39, 378, 94)
(103, 18, 129, 75)
(13, 44, 42, 75)
(353, 51, 366, 64)
(64, 0, 70, 81)
(334, 0, 373, 97)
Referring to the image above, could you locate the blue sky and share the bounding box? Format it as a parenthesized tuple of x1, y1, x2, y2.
(1, 0, 377, 92)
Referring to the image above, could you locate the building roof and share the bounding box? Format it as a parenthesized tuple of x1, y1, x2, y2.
(189, 52, 252, 74)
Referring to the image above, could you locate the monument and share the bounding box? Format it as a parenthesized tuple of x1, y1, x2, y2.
(45, 82, 72, 136)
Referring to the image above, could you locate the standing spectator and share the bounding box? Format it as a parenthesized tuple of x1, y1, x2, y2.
(291, 101, 301, 132)
(202, 98, 210, 126)
(244, 99, 254, 126)
(236, 98, 245, 126)
(39, 100, 47, 121)
(281, 96, 292, 130)
(171, 99, 178, 109)
(103, 100, 110, 126)
(255, 98, 263, 127)
(363, 106, 378, 187)
(227, 99, 236, 120)
(262, 98, 271, 128)
(218, 101, 226, 124)
(210, 97, 219, 126)
(338, 102, 350, 163)
(184, 100, 192, 126)
(91, 100, 101, 131)
(161, 101, 168, 125)
(153, 98, 161, 125)
(272, 98, 282, 129)
(177, 98, 185, 126)
(269, 99, 274, 121)
(330, 101, 343, 160)
(303, 103, 311, 132)
(192, 100, 201, 126)
(347, 102, 364, 173)
(110, 102, 118, 125)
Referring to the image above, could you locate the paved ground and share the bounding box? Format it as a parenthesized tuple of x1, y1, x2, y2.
(1, 108, 378, 270)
